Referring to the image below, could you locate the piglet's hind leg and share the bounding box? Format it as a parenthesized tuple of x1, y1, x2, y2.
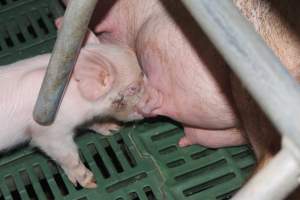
(31, 133, 97, 188)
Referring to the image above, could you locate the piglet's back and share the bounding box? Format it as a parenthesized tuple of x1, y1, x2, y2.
(0, 54, 51, 149)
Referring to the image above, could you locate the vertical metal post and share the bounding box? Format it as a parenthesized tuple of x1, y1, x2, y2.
(33, 0, 98, 125)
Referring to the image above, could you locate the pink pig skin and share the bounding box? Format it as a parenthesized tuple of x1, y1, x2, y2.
(0, 38, 144, 188)
(61, 0, 247, 148)
(66, 0, 300, 150)
(63, 1, 300, 198)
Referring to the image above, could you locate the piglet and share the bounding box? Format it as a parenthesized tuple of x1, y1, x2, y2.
(0, 31, 144, 188)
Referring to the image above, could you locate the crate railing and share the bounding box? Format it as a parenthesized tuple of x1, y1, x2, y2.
(181, 0, 300, 199)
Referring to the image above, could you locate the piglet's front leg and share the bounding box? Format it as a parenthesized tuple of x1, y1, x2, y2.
(31, 133, 96, 188)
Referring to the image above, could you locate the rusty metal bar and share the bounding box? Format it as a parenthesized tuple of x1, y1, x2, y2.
(33, 0, 98, 125)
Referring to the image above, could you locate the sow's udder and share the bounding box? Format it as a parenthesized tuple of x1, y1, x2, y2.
(133, 11, 245, 148)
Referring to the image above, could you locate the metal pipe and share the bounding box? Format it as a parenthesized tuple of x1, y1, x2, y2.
(232, 138, 300, 200)
(33, 0, 98, 125)
(180, 0, 300, 148)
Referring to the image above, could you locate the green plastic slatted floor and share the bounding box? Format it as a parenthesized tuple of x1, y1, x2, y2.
(0, 0, 256, 199)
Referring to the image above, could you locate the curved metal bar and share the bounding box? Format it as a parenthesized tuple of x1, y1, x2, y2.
(181, 0, 300, 150)
(180, 0, 300, 199)
(232, 138, 300, 200)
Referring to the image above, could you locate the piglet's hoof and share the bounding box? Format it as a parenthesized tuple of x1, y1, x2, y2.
(66, 163, 97, 189)
(178, 136, 193, 147)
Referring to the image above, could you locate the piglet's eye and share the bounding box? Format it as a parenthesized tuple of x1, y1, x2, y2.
(128, 86, 140, 95)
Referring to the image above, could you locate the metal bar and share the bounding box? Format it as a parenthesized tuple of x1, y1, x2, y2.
(180, 1, 300, 199)
(180, 0, 300, 148)
(232, 138, 300, 200)
(33, 0, 98, 125)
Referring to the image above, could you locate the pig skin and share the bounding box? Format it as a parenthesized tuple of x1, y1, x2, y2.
(0, 41, 144, 188)
(61, 0, 300, 197)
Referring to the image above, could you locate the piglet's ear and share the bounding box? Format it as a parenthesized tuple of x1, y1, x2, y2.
(54, 17, 100, 45)
(74, 47, 114, 101)
(82, 30, 101, 45)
